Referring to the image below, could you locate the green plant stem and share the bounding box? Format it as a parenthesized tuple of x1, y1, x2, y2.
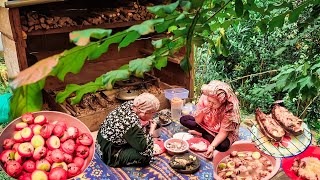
(227, 69, 279, 83)
(299, 93, 320, 118)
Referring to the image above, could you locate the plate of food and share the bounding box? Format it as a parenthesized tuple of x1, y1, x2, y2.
(282, 146, 320, 180)
(251, 107, 312, 158)
(155, 109, 172, 126)
(169, 153, 200, 174)
(173, 132, 194, 141)
(187, 138, 210, 152)
(153, 139, 166, 156)
(213, 141, 281, 180)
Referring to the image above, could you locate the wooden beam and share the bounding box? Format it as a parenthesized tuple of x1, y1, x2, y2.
(9, 8, 28, 70)
(5, 0, 64, 8)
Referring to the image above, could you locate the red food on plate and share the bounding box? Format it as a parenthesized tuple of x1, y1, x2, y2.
(187, 138, 210, 152)
(282, 146, 320, 180)
(153, 139, 165, 156)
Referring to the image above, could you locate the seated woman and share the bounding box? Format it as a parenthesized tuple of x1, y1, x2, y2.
(96, 92, 160, 167)
(180, 80, 240, 158)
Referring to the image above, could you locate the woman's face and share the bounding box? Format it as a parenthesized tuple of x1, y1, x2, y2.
(138, 111, 156, 122)
(207, 96, 222, 109)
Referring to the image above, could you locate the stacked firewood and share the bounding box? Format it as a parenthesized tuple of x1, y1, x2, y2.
(20, 2, 155, 33)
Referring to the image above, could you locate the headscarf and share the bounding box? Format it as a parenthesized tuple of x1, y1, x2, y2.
(133, 93, 160, 113)
(197, 80, 240, 124)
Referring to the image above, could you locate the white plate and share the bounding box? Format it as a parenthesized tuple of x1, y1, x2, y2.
(173, 132, 194, 141)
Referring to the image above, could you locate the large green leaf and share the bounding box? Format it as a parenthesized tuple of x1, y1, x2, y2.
(10, 80, 45, 120)
(268, 14, 287, 31)
(154, 56, 168, 70)
(180, 1, 191, 11)
(235, 0, 244, 17)
(155, 19, 175, 33)
(129, 56, 155, 78)
(88, 32, 127, 60)
(10, 55, 60, 89)
(190, 0, 204, 9)
(69, 29, 112, 46)
(147, 1, 179, 16)
(180, 57, 192, 73)
(119, 31, 141, 49)
(289, 1, 311, 23)
(128, 19, 164, 35)
(52, 44, 97, 81)
(102, 70, 130, 90)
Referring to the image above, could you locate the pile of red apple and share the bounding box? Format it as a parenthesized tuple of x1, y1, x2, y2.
(0, 113, 93, 180)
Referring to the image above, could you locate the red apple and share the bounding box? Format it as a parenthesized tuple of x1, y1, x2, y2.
(46, 136, 60, 150)
(75, 145, 89, 159)
(5, 160, 23, 178)
(19, 172, 32, 180)
(13, 131, 24, 143)
(32, 124, 42, 135)
(53, 125, 66, 137)
(40, 124, 54, 139)
(34, 115, 47, 125)
(23, 160, 36, 172)
(59, 132, 70, 143)
(67, 127, 79, 139)
(33, 146, 47, 160)
(73, 157, 84, 169)
(15, 122, 28, 131)
(18, 142, 34, 157)
(31, 170, 48, 180)
(36, 159, 51, 171)
(21, 127, 34, 141)
(14, 151, 24, 164)
(67, 163, 80, 178)
(63, 153, 73, 164)
(3, 138, 15, 149)
(61, 139, 75, 154)
(45, 150, 53, 164)
(49, 167, 67, 180)
(22, 113, 34, 124)
(0, 150, 15, 163)
(31, 134, 45, 148)
(51, 149, 64, 163)
(52, 162, 67, 171)
(12, 143, 21, 151)
(77, 133, 93, 146)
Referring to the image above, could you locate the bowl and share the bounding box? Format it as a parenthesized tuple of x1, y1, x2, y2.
(164, 88, 189, 100)
(0, 111, 95, 179)
(213, 140, 281, 180)
(164, 138, 189, 155)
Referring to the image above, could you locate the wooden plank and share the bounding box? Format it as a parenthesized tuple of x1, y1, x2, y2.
(27, 20, 144, 36)
(1, 35, 20, 77)
(5, 0, 64, 8)
(0, 7, 13, 39)
(9, 8, 28, 70)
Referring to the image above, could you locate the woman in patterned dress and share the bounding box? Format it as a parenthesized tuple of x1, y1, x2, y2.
(180, 80, 240, 158)
(96, 93, 160, 167)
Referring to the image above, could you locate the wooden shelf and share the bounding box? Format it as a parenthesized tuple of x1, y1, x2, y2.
(139, 48, 182, 64)
(26, 20, 144, 36)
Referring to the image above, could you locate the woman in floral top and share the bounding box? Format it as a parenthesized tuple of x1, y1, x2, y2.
(180, 80, 240, 158)
(96, 93, 160, 167)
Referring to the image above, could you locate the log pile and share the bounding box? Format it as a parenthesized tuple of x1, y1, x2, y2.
(20, 2, 155, 33)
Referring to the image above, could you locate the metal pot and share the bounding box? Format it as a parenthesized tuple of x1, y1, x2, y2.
(116, 89, 141, 101)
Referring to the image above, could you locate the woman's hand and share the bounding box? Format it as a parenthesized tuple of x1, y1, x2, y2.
(149, 121, 157, 136)
(205, 145, 215, 159)
(188, 130, 202, 137)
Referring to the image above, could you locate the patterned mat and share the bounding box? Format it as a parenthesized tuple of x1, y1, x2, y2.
(73, 122, 252, 180)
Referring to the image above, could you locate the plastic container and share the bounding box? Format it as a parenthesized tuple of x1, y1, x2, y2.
(164, 88, 189, 101)
(181, 103, 196, 116)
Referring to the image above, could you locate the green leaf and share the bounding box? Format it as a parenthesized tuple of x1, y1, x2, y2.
(243, 10, 250, 20)
(56, 84, 81, 103)
(190, 0, 204, 9)
(256, 19, 267, 33)
(235, 0, 244, 17)
(155, 19, 175, 33)
(53, 43, 97, 81)
(298, 76, 312, 90)
(88, 32, 126, 60)
(155, 56, 168, 70)
(267, 2, 293, 12)
(289, 1, 311, 23)
(147, 1, 179, 15)
(119, 64, 129, 70)
(70, 29, 112, 46)
(152, 39, 163, 49)
(268, 13, 286, 31)
(102, 70, 130, 90)
(180, 56, 192, 73)
(180, 1, 191, 11)
(119, 31, 140, 49)
(275, 47, 287, 56)
(128, 19, 164, 35)
(129, 56, 155, 77)
(9, 80, 45, 120)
